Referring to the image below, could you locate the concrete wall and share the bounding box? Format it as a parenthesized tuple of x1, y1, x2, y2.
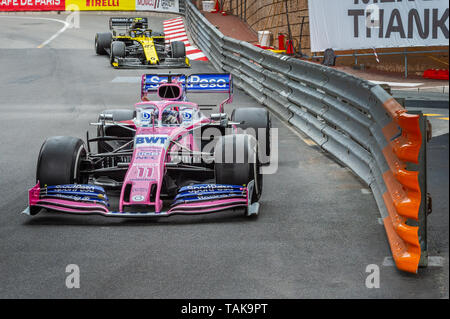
(224, 0, 311, 53)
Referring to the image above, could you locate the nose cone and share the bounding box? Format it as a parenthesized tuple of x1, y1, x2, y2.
(119, 133, 169, 212)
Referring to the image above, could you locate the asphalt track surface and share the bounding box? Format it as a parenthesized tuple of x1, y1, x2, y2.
(0, 12, 448, 299)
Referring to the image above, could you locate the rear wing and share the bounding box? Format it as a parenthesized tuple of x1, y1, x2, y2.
(141, 73, 232, 96)
(109, 17, 149, 30)
(141, 73, 233, 112)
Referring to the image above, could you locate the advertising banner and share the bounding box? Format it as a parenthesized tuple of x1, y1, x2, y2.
(308, 0, 449, 52)
(0, 0, 65, 11)
(136, 0, 179, 13)
(64, 0, 135, 11)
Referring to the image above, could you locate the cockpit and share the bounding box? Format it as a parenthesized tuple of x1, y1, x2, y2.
(135, 103, 202, 128)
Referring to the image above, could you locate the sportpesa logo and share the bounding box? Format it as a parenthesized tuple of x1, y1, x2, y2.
(145, 75, 230, 90)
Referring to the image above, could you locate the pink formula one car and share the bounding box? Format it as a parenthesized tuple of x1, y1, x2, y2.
(23, 73, 271, 218)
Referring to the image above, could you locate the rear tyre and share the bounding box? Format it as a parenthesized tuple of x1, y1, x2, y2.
(97, 109, 135, 154)
(214, 134, 262, 204)
(231, 107, 271, 163)
(36, 136, 87, 186)
(95, 33, 112, 55)
(110, 41, 126, 65)
(170, 41, 186, 59)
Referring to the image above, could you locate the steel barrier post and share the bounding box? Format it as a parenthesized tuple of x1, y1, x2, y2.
(407, 111, 431, 267)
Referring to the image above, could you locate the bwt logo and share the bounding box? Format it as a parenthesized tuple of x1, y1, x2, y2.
(86, 0, 120, 7)
(136, 135, 168, 146)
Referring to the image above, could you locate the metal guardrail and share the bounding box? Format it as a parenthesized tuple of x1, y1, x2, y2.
(179, 0, 186, 14)
(184, 0, 430, 273)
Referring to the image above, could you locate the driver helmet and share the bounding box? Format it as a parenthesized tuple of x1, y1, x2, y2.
(131, 18, 144, 30)
(162, 109, 180, 125)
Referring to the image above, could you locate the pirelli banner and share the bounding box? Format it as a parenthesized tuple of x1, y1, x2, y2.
(64, 0, 135, 11)
(0, 0, 65, 11)
(308, 0, 449, 52)
(0, 0, 180, 12)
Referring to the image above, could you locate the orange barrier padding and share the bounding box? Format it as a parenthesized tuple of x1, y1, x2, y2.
(383, 171, 420, 221)
(382, 98, 422, 164)
(383, 214, 420, 273)
(392, 113, 422, 164)
(383, 192, 419, 246)
(379, 98, 423, 273)
(382, 147, 420, 192)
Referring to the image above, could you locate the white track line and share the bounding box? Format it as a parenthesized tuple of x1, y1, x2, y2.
(164, 29, 187, 36)
(164, 24, 185, 31)
(369, 80, 424, 87)
(0, 16, 70, 48)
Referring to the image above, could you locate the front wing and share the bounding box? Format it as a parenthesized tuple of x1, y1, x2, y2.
(22, 182, 259, 218)
(111, 56, 190, 69)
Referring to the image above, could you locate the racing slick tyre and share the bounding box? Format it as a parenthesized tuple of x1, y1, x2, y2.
(110, 41, 126, 65)
(97, 109, 135, 154)
(232, 107, 271, 164)
(95, 32, 112, 55)
(214, 134, 262, 204)
(36, 136, 87, 186)
(170, 41, 186, 59)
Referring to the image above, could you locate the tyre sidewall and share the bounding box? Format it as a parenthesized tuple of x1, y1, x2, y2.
(36, 136, 87, 186)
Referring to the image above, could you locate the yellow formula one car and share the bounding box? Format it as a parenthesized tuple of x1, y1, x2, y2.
(95, 17, 190, 69)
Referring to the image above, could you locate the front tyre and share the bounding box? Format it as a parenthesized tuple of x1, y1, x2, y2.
(110, 41, 126, 65)
(95, 33, 112, 55)
(214, 134, 262, 204)
(231, 107, 271, 163)
(170, 41, 186, 59)
(36, 136, 87, 186)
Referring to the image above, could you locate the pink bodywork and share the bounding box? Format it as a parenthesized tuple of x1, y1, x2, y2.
(25, 78, 256, 218)
(119, 100, 210, 213)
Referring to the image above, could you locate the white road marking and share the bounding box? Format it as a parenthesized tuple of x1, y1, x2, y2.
(112, 77, 141, 83)
(395, 85, 449, 93)
(383, 256, 445, 267)
(163, 18, 207, 62)
(164, 28, 186, 36)
(369, 80, 424, 87)
(166, 36, 189, 42)
(186, 52, 207, 60)
(0, 16, 70, 48)
(361, 188, 372, 194)
(164, 24, 185, 31)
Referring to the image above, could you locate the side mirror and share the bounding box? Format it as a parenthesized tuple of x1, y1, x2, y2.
(99, 113, 114, 122)
(210, 113, 227, 121)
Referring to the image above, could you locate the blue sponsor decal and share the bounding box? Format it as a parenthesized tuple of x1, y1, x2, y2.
(178, 184, 244, 193)
(182, 111, 193, 121)
(46, 185, 106, 195)
(136, 136, 168, 146)
(172, 193, 246, 207)
(175, 189, 246, 201)
(143, 74, 231, 93)
(141, 112, 153, 120)
(42, 194, 109, 207)
(46, 191, 108, 201)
